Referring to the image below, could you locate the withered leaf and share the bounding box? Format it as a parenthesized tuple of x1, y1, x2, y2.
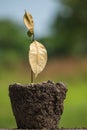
(23, 11, 34, 34)
(29, 40, 47, 77)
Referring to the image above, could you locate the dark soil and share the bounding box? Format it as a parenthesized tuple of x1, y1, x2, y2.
(9, 80, 67, 129)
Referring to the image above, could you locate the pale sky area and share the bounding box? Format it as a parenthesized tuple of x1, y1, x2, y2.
(0, 0, 60, 37)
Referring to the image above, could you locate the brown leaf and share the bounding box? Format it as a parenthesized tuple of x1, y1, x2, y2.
(29, 40, 47, 77)
(23, 11, 34, 34)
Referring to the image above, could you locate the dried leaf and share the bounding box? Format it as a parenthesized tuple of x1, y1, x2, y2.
(29, 40, 47, 77)
(23, 11, 34, 34)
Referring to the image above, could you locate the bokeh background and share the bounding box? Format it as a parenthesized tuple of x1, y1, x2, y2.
(0, 0, 87, 128)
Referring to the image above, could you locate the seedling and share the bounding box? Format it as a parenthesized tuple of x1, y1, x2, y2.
(23, 11, 47, 83)
(9, 11, 67, 130)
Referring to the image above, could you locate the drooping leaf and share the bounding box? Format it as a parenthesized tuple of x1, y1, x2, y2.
(23, 11, 34, 34)
(29, 40, 47, 77)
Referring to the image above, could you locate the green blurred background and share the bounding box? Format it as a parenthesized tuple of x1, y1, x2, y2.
(0, 0, 87, 128)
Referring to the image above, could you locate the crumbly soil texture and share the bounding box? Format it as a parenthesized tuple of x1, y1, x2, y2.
(9, 80, 67, 129)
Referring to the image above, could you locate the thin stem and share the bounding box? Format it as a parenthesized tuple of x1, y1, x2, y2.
(31, 69, 33, 83)
(32, 33, 35, 41)
(30, 33, 35, 83)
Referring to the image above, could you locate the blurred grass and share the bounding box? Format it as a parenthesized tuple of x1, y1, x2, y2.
(0, 58, 87, 128)
(59, 79, 87, 128)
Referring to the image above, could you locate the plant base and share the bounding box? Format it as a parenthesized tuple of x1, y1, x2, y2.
(9, 80, 67, 129)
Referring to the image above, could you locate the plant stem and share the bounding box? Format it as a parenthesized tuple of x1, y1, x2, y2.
(30, 33, 35, 83)
(32, 33, 35, 41)
(31, 69, 33, 83)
